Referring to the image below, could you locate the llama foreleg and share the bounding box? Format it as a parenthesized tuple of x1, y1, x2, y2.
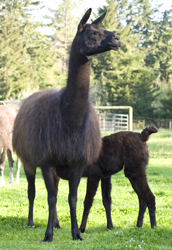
(52, 169, 61, 229)
(68, 169, 84, 240)
(24, 167, 36, 227)
(101, 177, 113, 229)
(80, 176, 100, 233)
(41, 164, 58, 242)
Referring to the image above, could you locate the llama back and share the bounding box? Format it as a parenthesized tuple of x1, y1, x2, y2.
(12, 89, 101, 167)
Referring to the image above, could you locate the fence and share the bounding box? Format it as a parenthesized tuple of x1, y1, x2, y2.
(98, 113, 172, 132)
(133, 117, 172, 130)
(98, 113, 128, 132)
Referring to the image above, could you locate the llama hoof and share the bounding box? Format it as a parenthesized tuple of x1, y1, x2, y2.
(0, 181, 5, 187)
(73, 231, 84, 241)
(43, 233, 53, 242)
(151, 224, 157, 229)
(107, 223, 113, 230)
(53, 220, 61, 229)
(28, 222, 34, 227)
(79, 226, 85, 233)
(54, 224, 61, 229)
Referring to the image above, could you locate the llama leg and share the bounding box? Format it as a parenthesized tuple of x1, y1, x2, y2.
(128, 178, 147, 227)
(68, 171, 84, 240)
(137, 183, 156, 228)
(41, 165, 58, 242)
(126, 170, 156, 228)
(15, 158, 22, 184)
(53, 206, 60, 229)
(80, 176, 100, 233)
(101, 177, 113, 229)
(52, 170, 60, 229)
(0, 164, 5, 187)
(24, 167, 36, 227)
(139, 181, 156, 228)
(7, 149, 14, 184)
(0, 148, 6, 187)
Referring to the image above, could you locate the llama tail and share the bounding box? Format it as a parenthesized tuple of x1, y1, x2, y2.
(140, 126, 158, 142)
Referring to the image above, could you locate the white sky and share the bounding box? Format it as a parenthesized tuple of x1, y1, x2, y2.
(40, 0, 172, 15)
(33, 0, 172, 34)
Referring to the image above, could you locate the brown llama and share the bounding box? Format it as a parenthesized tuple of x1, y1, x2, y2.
(12, 8, 122, 241)
(79, 127, 157, 232)
(0, 104, 21, 187)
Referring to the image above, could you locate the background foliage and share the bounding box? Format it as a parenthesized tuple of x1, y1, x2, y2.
(0, 0, 172, 118)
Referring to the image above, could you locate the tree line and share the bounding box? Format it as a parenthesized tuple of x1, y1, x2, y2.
(0, 0, 172, 118)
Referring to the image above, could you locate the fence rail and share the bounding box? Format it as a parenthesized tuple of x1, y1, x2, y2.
(98, 113, 128, 132)
(133, 117, 172, 130)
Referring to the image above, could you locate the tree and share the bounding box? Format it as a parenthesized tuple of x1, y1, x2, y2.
(47, 0, 83, 87)
(159, 89, 172, 118)
(0, 0, 29, 99)
(157, 10, 172, 86)
(0, 0, 55, 100)
(90, 0, 158, 117)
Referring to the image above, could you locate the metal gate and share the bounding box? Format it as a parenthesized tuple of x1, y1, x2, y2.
(98, 113, 128, 132)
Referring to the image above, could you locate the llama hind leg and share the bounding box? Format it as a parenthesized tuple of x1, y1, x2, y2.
(125, 168, 156, 228)
(7, 149, 14, 184)
(0, 164, 5, 187)
(80, 176, 100, 233)
(126, 177, 147, 227)
(101, 177, 113, 229)
(131, 179, 156, 228)
(15, 158, 22, 184)
(0, 148, 7, 187)
(24, 167, 36, 227)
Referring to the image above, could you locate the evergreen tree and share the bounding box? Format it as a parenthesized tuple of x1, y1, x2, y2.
(0, 0, 55, 100)
(157, 10, 172, 86)
(0, 0, 29, 99)
(159, 89, 172, 118)
(91, 0, 158, 117)
(47, 0, 83, 87)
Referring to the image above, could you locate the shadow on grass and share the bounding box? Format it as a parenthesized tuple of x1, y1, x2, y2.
(0, 215, 172, 250)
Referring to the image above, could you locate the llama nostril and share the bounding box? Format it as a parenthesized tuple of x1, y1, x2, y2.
(113, 34, 120, 40)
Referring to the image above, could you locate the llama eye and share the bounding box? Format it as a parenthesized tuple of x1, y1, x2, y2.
(89, 32, 98, 38)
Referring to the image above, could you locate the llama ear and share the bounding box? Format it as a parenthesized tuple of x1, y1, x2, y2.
(92, 10, 107, 26)
(78, 8, 92, 32)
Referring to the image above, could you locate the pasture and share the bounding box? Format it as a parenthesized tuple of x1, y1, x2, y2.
(0, 129, 172, 249)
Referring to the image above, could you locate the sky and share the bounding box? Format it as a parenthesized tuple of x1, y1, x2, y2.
(33, 0, 172, 34)
(40, 0, 172, 15)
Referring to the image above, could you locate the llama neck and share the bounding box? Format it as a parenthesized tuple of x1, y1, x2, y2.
(61, 39, 92, 129)
(67, 39, 92, 96)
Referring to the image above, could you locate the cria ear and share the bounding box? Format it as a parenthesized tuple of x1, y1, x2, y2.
(78, 8, 92, 32)
(92, 10, 107, 26)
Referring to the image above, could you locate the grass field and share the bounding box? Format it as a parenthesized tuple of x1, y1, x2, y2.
(0, 129, 172, 249)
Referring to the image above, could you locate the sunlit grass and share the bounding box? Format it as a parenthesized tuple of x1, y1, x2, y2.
(0, 129, 172, 249)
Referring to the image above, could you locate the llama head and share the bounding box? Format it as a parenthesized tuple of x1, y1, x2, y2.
(77, 8, 122, 57)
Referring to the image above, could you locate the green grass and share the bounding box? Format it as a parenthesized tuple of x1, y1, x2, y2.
(0, 129, 172, 249)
